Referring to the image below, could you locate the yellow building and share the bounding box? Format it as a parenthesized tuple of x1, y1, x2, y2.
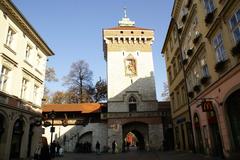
(162, 0, 240, 158)
(0, 1, 54, 159)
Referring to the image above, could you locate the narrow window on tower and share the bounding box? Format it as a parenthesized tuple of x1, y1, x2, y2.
(129, 96, 137, 112)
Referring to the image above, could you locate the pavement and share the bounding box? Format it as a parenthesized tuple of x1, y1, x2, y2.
(52, 151, 219, 160)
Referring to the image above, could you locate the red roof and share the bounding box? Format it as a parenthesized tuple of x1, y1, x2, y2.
(42, 103, 102, 113)
(106, 26, 151, 30)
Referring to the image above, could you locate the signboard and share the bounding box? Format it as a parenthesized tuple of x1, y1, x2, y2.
(201, 101, 213, 112)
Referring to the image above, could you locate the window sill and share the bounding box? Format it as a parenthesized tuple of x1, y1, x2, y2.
(4, 44, 16, 55)
(24, 60, 33, 67)
(35, 68, 43, 75)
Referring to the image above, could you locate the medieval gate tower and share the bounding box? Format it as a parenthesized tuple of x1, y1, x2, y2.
(103, 11, 163, 150)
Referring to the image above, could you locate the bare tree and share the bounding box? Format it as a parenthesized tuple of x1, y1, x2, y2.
(51, 91, 66, 104)
(43, 67, 58, 103)
(63, 60, 93, 103)
(161, 82, 170, 101)
(94, 77, 107, 102)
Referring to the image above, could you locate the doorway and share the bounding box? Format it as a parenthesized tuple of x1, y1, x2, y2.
(10, 118, 25, 159)
(208, 110, 224, 157)
(226, 89, 240, 151)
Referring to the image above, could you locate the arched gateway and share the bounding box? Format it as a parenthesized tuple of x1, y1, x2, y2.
(122, 122, 148, 151)
(226, 89, 240, 152)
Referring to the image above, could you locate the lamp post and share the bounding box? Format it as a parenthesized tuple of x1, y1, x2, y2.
(172, 18, 196, 153)
(49, 110, 56, 145)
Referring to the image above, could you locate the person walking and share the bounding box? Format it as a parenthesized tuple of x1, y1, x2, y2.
(112, 140, 116, 154)
(39, 137, 51, 160)
(95, 141, 100, 155)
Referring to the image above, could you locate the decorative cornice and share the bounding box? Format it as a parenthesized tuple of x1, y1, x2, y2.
(0, 0, 54, 56)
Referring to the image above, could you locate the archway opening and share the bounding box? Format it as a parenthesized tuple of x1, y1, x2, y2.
(124, 129, 145, 151)
(226, 89, 240, 151)
(207, 110, 223, 157)
(193, 114, 204, 153)
(122, 122, 148, 152)
(10, 118, 25, 159)
(75, 131, 92, 153)
(0, 114, 4, 141)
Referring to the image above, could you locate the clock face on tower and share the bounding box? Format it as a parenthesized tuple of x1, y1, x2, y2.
(125, 55, 137, 76)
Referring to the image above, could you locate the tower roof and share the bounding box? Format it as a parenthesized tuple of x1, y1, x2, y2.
(106, 26, 151, 30)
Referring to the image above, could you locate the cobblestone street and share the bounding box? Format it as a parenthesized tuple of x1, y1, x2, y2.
(54, 151, 216, 160)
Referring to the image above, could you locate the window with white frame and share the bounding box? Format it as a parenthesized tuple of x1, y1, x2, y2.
(200, 56, 209, 77)
(33, 84, 39, 103)
(25, 45, 32, 61)
(0, 66, 10, 92)
(229, 9, 240, 43)
(21, 78, 28, 99)
(203, 0, 215, 14)
(5, 27, 16, 48)
(193, 65, 200, 85)
(186, 71, 194, 90)
(213, 33, 227, 62)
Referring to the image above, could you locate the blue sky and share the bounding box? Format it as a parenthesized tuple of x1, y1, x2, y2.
(12, 0, 174, 100)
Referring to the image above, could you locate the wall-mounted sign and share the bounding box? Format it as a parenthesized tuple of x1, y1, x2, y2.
(202, 101, 213, 112)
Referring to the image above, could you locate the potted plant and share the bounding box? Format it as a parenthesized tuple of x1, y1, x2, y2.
(200, 76, 210, 85)
(193, 32, 201, 44)
(178, 26, 183, 34)
(231, 41, 240, 56)
(188, 91, 194, 98)
(182, 14, 188, 23)
(187, 48, 193, 56)
(182, 58, 188, 65)
(193, 84, 201, 92)
(215, 60, 227, 72)
(205, 11, 215, 24)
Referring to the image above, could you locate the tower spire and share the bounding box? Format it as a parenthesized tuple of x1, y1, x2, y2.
(124, 7, 127, 18)
(118, 7, 135, 26)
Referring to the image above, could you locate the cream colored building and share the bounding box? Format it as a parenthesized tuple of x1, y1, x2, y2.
(162, 0, 240, 158)
(0, 1, 54, 159)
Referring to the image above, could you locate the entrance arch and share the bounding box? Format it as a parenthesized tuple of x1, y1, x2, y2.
(122, 122, 148, 151)
(10, 118, 25, 159)
(0, 114, 4, 141)
(226, 89, 240, 151)
(207, 109, 223, 157)
(193, 113, 204, 153)
(75, 131, 92, 153)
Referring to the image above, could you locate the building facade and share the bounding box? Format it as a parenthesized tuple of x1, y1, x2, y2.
(0, 1, 54, 159)
(162, 0, 240, 158)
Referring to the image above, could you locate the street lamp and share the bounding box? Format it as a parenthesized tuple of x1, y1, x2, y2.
(49, 110, 56, 145)
(171, 18, 196, 153)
